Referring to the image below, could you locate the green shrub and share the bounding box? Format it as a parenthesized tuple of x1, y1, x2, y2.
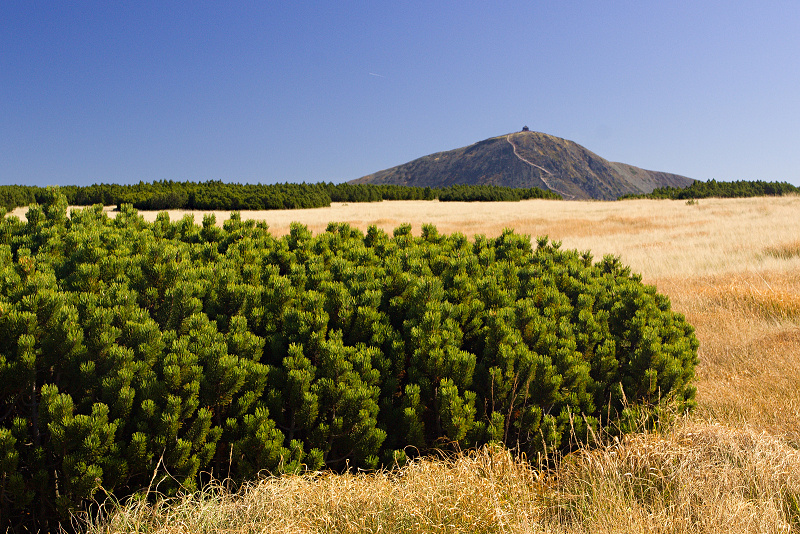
(0, 194, 697, 532)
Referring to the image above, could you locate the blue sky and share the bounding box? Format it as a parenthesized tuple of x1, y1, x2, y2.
(2, 1, 799, 187)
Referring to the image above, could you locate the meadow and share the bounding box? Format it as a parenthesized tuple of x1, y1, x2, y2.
(20, 195, 800, 533)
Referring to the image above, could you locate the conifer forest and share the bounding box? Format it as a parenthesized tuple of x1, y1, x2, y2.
(0, 181, 561, 212)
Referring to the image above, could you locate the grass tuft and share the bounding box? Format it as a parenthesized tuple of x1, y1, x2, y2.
(765, 240, 800, 260)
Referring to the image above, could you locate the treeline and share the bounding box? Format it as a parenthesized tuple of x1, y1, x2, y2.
(620, 179, 800, 200)
(0, 191, 695, 531)
(437, 184, 559, 201)
(0, 181, 561, 211)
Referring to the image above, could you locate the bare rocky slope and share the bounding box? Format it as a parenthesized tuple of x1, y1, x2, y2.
(350, 130, 694, 200)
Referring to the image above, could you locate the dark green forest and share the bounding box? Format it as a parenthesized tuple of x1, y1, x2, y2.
(0, 181, 561, 212)
(4, 178, 795, 211)
(0, 192, 697, 531)
(620, 179, 800, 200)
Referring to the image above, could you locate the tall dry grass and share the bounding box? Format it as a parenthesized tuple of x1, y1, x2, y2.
(71, 196, 800, 533)
(86, 423, 800, 534)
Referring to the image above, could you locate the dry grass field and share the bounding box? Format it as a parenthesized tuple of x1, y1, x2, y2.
(50, 195, 800, 533)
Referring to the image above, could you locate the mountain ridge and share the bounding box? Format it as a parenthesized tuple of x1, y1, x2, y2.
(350, 130, 695, 200)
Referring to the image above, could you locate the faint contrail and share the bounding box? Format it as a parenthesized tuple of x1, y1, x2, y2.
(369, 72, 386, 78)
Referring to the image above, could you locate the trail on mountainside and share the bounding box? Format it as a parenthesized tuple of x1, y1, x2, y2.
(506, 134, 575, 199)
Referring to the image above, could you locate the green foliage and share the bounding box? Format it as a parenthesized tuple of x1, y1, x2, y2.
(0, 193, 697, 531)
(437, 184, 560, 201)
(0, 181, 560, 212)
(621, 179, 800, 200)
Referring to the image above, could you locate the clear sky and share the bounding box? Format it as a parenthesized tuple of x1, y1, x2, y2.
(3, 1, 799, 187)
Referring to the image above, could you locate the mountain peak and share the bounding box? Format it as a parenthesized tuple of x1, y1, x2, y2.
(351, 131, 694, 200)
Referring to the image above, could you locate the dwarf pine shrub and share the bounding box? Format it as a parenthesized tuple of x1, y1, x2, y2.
(0, 191, 697, 531)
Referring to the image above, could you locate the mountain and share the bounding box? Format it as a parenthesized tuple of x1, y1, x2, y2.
(350, 130, 695, 200)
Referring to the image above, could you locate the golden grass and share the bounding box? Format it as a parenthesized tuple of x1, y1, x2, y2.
(765, 240, 800, 260)
(549, 421, 800, 533)
(663, 271, 800, 445)
(55, 195, 800, 532)
(87, 423, 800, 533)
